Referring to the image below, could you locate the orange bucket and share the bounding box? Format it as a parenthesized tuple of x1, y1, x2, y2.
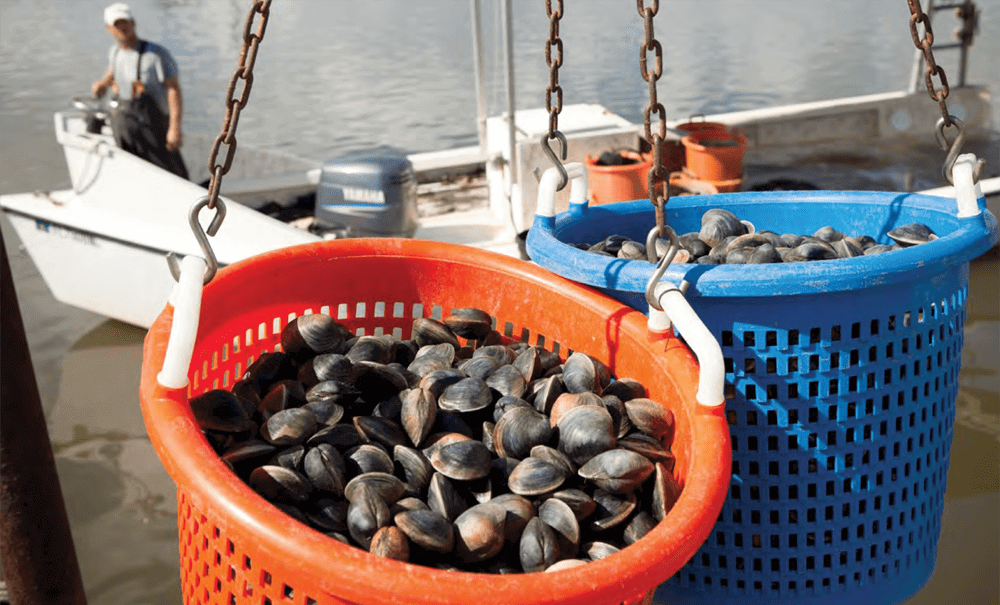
(681, 129, 747, 186)
(140, 239, 731, 605)
(584, 151, 653, 205)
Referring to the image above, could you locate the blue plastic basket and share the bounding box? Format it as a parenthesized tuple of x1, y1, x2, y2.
(526, 189, 997, 605)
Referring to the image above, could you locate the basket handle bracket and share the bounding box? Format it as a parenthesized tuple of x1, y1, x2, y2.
(157, 255, 207, 389)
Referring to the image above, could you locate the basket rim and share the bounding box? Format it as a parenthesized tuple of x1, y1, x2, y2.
(527, 190, 999, 298)
(140, 238, 732, 605)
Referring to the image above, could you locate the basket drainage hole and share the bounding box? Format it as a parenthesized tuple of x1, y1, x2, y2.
(283, 584, 294, 599)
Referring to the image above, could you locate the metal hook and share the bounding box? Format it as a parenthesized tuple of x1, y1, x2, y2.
(540, 131, 569, 191)
(935, 116, 965, 185)
(167, 196, 225, 284)
(644, 224, 681, 311)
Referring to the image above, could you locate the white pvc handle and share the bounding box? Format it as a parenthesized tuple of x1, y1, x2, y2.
(650, 282, 725, 408)
(535, 162, 587, 218)
(157, 255, 208, 389)
(952, 153, 982, 218)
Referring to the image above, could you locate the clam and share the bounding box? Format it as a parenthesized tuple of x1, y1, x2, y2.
(785, 241, 838, 262)
(190, 389, 253, 433)
(400, 387, 437, 447)
(281, 314, 352, 360)
(427, 472, 468, 521)
(601, 378, 645, 402)
(352, 361, 409, 404)
(623, 511, 656, 545)
(459, 355, 503, 380)
(344, 472, 407, 505)
(618, 433, 675, 465)
(305, 380, 359, 407)
(588, 489, 637, 531)
(248, 465, 311, 503)
(623, 398, 674, 441)
(561, 352, 607, 394)
(354, 416, 408, 451)
(418, 368, 465, 399)
(531, 375, 564, 415)
(529, 445, 576, 477)
(346, 336, 394, 365)
(345, 444, 395, 476)
(602, 395, 631, 439)
(538, 498, 580, 558)
(888, 222, 937, 246)
(221, 440, 276, 468)
(492, 396, 534, 423)
(370, 526, 410, 561)
(453, 503, 507, 564)
(443, 308, 494, 341)
(438, 377, 493, 413)
(408, 350, 455, 378)
(298, 353, 354, 389)
(813, 225, 845, 242)
(507, 457, 568, 496)
(244, 351, 295, 392)
(491, 493, 536, 543)
(519, 517, 560, 573)
(546, 489, 596, 521)
(617, 240, 646, 260)
(700, 208, 747, 247)
(269, 444, 305, 472)
(304, 400, 346, 427)
(512, 347, 543, 383)
(259, 380, 307, 420)
(485, 364, 527, 399)
(394, 508, 455, 553)
(308, 498, 348, 532)
(578, 449, 654, 494)
(778, 232, 804, 248)
(582, 541, 620, 561)
(833, 238, 864, 258)
(747, 243, 782, 264)
(347, 484, 390, 549)
(545, 559, 589, 572)
(303, 443, 347, 497)
(473, 344, 517, 365)
(864, 243, 897, 255)
(679, 233, 711, 258)
(650, 462, 682, 521)
(494, 406, 552, 460)
(549, 391, 604, 428)
(411, 318, 461, 348)
(262, 408, 318, 446)
(307, 423, 362, 450)
(557, 405, 617, 466)
(390, 496, 430, 515)
(429, 439, 492, 481)
(372, 393, 404, 420)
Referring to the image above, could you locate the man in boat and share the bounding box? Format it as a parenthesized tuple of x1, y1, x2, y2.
(91, 3, 189, 180)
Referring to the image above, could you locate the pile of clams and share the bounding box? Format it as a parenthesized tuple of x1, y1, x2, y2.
(578, 208, 939, 264)
(191, 308, 681, 574)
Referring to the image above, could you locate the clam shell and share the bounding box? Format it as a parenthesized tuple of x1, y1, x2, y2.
(513, 348, 543, 383)
(519, 517, 560, 573)
(601, 378, 646, 402)
(623, 511, 656, 545)
(493, 396, 534, 423)
(507, 457, 568, 496)
(262, 408, 318, 446)
(190, 389, 253, 433)
(303, 400, 345, 427)
(370, 526, 410, 561)
(393, 445, 434, 497)
(429, 439, 492, 481)
(530, 375, 564, 415)
(549, 391, 604, 428)
(888, 222, 938, 246)
(651, 462, 682, 521)
(582, 541, 620, 561)
(298, 353, 353, 389)
(427, 472, 467, 521)
(494, 406, 552, 460)
(269, 444, 305, 472)
(577, 449, 654, 494)
(394, 508, 455, 553)
(354, 416, 408, 451)
(308, 498, 348, 532)
(400, 387, 437, 447)
(546, 488, 596, 521)
(588, 489, 636, 531)
(306, 423, 362, 450)
(344, 471, 406, 504)
(538, 498, 580, 558)
(458, 355, 503, 380)
(438, 377, 493, 413)
(491, 493, 535, 543)
(411, 318, 461, 348)
(303, 443, 347, 497)
(623, 398, 674, 441)
(418, 368, 465, 399)
(345, 444, 395, 476)
(557, 405, 617, 466)
(248, 465, 311, 503)
(618, 433, 675, 465)
(346, 335, 394, 365)
(305, 379, 360, 406)
(352, 361, 409, 403)
(453, 503, 507, 564)
(443, 308, 494, 341)
(259, 380, 307, 420)
(472, 344, 517, 365)
(347, 485, 390, 549)
(485, 364, 527, 399)
(544, 559, 588, 572)
(281, 314, 352, 359)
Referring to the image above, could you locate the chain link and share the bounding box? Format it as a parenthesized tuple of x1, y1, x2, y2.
(638, 0, 668, 236)
(206, 0, 272, 210)
(906, 0, 953, 127)
(544, 0, 564, 139)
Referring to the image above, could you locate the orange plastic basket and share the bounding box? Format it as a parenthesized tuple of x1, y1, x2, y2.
(140, 239, 731, 605)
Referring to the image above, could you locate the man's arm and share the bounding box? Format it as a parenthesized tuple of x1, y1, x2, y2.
(92, 67, 115, 98)
(164, 75, 183, 152)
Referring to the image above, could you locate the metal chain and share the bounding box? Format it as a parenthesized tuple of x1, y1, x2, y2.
(542, 0, 568, 191)
(207, 0, 272, 209)
(168, 0, 271, 285)
(638, 0, 668, 239)
(906, 0, 953, 127)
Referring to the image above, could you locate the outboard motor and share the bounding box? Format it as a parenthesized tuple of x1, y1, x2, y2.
(315, 148, 418, 237)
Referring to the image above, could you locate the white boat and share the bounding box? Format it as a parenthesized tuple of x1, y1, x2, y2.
(2, 82, 997, 329)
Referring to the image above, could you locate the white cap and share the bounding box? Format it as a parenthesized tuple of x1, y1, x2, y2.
(104, 3, 134, 27)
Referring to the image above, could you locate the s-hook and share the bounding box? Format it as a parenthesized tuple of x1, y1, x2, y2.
(541, 132, 569, 192)
(166, 196, 226, 284)
(935, 116, 984, 185)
